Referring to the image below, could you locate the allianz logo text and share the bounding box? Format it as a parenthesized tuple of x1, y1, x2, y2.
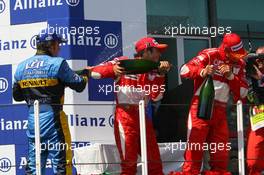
(13, 0, 80, 10)
(62, 33, 118, 49)
(0, 39, 27, 51)
(0, 32, 118, 51)
(0, 158, 11, 173)
(19, 155, 78, 170)
(0, 78, 8, 93)
(0, 118, 28, 131)
(68, 114, 114, 127)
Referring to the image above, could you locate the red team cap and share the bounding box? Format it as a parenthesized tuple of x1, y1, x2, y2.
(221, 33, 247, 60)
(135, 37, 168, 53)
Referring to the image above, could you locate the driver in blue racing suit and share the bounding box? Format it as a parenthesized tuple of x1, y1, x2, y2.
(13, 31, 88, 175)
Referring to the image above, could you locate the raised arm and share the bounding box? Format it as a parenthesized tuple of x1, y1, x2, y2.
(57, 60, 87, 92)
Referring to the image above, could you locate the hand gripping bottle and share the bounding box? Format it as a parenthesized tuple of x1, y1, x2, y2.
(198, 75, 215, 120)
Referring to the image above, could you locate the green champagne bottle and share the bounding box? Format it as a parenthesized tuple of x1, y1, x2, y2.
(119, 59, 160, 74)
(74, 69, 90, 77)
(198, 75, 215, 120)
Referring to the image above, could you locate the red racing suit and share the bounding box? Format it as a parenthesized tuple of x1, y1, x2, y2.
(246, 73, 264, 175)
(180, 48, 248, 175)
(91, 56, 165, 175)
(247, 127, 264, 175)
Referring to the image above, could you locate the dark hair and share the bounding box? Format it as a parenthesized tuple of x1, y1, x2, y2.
(133, 47, 154, 58)
(36, 41, 54, 56)
(245, 53, 264, 77)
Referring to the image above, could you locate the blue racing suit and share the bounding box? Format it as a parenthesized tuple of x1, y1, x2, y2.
(13, 55, 87, 175)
